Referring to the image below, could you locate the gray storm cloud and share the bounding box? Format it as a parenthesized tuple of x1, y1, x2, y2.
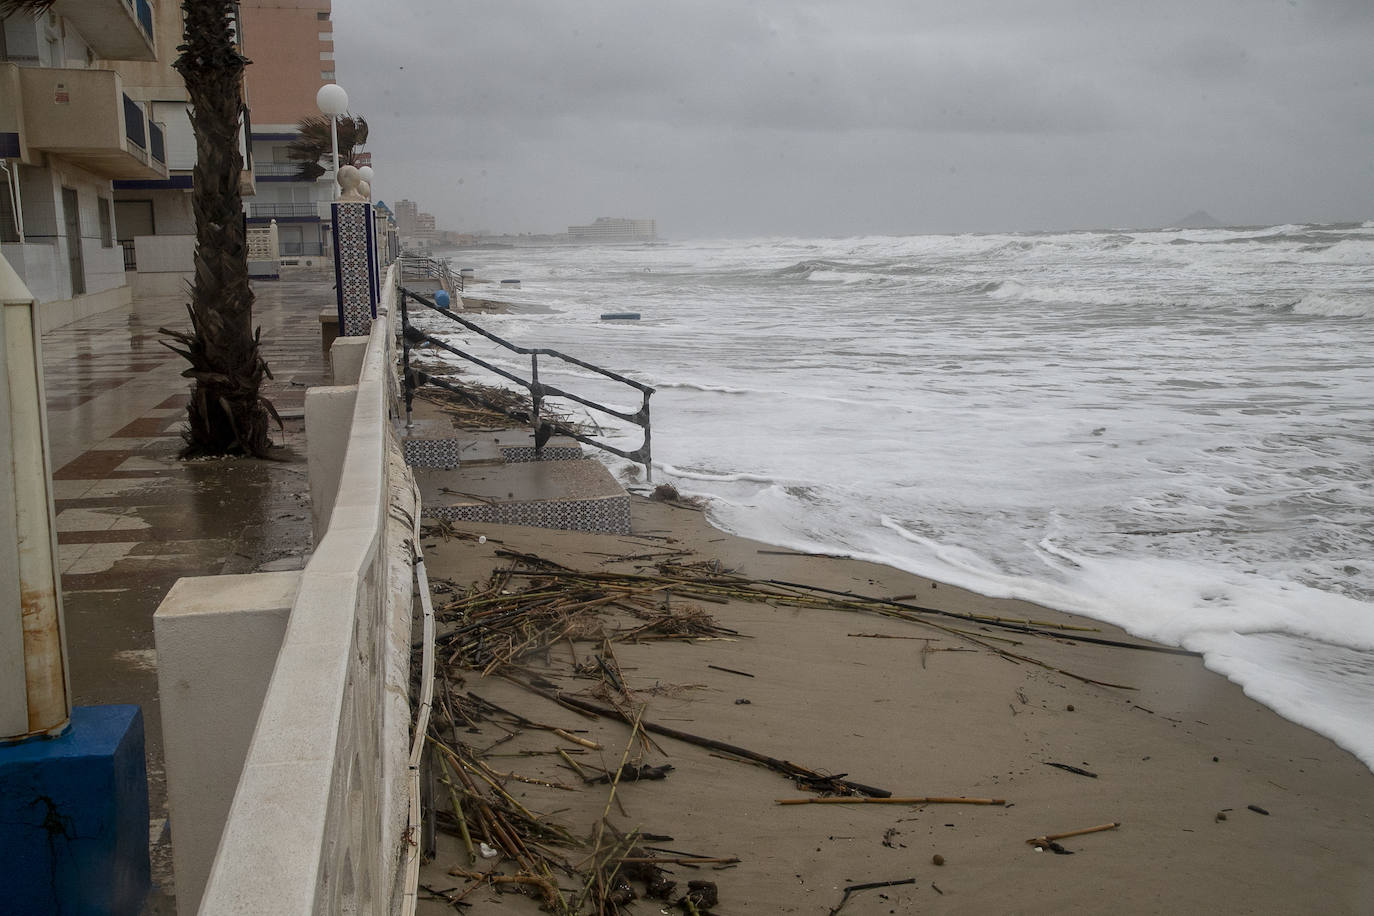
(332, 0, 1374, 237)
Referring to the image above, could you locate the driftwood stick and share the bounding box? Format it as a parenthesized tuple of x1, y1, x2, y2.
(829, 877, 918, 915)
(1028, 821, 1121, 845)
(617, 856, 741, 865)
(777, 796, 1006, 806)
(509, 677, 891, 798)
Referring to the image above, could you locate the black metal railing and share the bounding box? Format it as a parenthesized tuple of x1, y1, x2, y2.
(120, 240, 136, 271)
(135, 0, 153, 38)
(280, 240, 327, 256)
(123, 94, 145, 149)
(253, 162, 309, 178)
(398, 286, 653, 477)
(149, 121, 165, 164)
(399, 255, 462, 293)
(248, 202, 320, 218)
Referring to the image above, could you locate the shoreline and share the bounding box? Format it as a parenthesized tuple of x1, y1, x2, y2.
(415, 490, 1374, 913)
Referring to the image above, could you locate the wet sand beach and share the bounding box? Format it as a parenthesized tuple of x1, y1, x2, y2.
(413, 490, 1374, 914)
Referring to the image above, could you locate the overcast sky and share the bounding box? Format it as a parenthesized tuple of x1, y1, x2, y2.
(330, 0, 1374, 238)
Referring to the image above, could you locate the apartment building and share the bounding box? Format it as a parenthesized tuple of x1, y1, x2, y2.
(567, 217, 658, 244)
(239, 0, 337, 263)
(102, 1, 256, 295)
(1, 0, 167, 328)
(391, 198, 437, 252)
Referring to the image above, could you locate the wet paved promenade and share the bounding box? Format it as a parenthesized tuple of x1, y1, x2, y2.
(40, 273, 337, 908)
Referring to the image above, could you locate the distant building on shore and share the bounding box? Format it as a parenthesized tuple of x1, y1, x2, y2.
(567, 217, 657, 244)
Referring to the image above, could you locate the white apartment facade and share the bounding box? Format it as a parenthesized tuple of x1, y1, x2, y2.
(1, 0, 167, 328)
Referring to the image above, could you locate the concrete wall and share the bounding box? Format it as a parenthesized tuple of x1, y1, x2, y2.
(133, 233, 194, 273)
(164, 266, 416, 916)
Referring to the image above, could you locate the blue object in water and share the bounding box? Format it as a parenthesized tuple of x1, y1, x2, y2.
(0, 705, 150, 915)
(435, 290, 451, 310)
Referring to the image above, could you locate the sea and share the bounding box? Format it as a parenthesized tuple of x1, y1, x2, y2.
(414, 222, 1374, 771)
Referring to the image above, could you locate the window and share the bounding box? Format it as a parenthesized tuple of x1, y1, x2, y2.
(98, 198, 114, 247)
(320, 51, 333, 60)
(319, 32, 333, 41)
(321, 70, 334, 81)
(317, 11, 330, 20)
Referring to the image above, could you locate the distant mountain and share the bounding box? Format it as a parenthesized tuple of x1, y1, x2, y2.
(1172, 210, 1225, 229)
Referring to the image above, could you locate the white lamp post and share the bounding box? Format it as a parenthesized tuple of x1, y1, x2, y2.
(315, 83, 349, 200)
(357, 165, 373, 200)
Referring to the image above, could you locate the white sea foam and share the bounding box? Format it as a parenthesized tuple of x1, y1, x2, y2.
(431, 223, 1374, 771)
(1290, 293, 1374, 318)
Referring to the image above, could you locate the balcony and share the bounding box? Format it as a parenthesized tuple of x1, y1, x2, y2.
(253, 162, 314, 179)
(8, 67, 167, 180)
(51, 0, 156, 62)
(248, 202, 326, 219)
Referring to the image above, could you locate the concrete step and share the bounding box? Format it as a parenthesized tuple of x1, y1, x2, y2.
(399, 416, 583, 469)
(414, 458, 630, 535)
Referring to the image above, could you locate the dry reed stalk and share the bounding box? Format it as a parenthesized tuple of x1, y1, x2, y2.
(777, 796, 1007, 806)
(1028, 821, 1121, 846)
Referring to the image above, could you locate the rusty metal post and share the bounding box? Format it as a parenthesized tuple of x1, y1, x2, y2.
(1, 257, 71, 742)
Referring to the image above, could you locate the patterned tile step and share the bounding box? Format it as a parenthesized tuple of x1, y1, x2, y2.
(413, 457, 629, 534)
(402, 437, 585, 468)
(403, 438, 463, 469)
(424, 494, 630, 535)
(501, 445, 585, 463)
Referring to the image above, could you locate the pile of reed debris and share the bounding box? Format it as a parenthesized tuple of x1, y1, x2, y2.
(415, 534, 1180, 913)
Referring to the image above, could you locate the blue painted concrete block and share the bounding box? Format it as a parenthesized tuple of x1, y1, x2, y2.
(0, 705, 150, 916)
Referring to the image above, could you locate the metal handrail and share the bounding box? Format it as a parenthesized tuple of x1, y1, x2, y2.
(399, 255, 462, 293)
(397, 286, 653, 477)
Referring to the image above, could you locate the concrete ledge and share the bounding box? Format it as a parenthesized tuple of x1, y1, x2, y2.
(319, 307, 339, 355)
(199, 264, 412, 916)
(129, 271, 194, 298)
(305, 385, 359, 538)
(330, 335, 368, 385)
(153, 572, 300, 916)
(38, 283, 134, 332)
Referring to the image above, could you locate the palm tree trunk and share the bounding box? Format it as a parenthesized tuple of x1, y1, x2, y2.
(163, 0, 274, 457)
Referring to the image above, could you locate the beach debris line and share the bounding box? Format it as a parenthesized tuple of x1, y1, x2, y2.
(419, 541, 1154, 908)
(421, 686, 734, 913)
(483, 552, 1142, 689)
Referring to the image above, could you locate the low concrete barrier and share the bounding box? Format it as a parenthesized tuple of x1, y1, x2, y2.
(156, 266, 416, 915)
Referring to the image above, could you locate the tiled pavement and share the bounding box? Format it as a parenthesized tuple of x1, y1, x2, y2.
(40, 272, 338, 910)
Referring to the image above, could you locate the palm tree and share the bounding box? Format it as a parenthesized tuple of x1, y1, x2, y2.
(287, 114, 369, 181)
(163, 0, 276, 457)
(1, 0, 275, 457)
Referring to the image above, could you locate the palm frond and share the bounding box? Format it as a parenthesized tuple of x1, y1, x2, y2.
(0, 1, 57, 16)
(286, 114, 368, 179)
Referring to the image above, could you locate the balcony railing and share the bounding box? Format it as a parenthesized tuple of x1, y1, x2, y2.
(123, 93, 145, 149)
(11, 67, 165, 180)
(149, 121, 165, 164)
(53, 0, 156, 61)
(280, 240, 328, 257)
(134, 0, 153, 38)
(253, 162, 310, 178)
(248, 202, 322, 218)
